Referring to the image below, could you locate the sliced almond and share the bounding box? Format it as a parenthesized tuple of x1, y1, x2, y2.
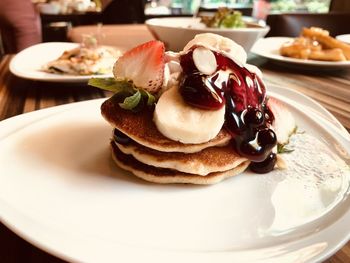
(276, 155, 287, 170)
(192, 47, 217, 75)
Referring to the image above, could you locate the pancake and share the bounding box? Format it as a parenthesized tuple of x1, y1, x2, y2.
(115, 140, 247, 176)
(111, 142, 250, 184)
(101, 97, 231, 153)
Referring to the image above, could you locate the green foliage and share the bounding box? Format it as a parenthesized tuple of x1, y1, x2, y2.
(119, 90, 142, 110)
(200, 7, 246, 28)
(270, 0, 330, 13)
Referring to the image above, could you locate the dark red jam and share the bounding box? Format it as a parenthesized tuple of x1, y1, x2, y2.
(179, 47, 277, 173)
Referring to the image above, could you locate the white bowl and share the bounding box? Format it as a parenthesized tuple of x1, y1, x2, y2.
(146, 17, 270, 52)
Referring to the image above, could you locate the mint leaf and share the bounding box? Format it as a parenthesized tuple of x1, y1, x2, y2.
(140, 90, 156, 106)
(277, 143, 294, 154)
(89, 77, 156, 111)
(119, 90, 142, 110)
(88, 78, 134, 93)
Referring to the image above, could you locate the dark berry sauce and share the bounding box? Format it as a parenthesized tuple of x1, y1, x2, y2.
(179, 47, 276, 173)
(250, 153, 277, 174)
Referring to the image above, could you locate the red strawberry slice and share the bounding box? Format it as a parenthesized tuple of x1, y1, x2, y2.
(268, 97, 296, 145)
(113, 40, 165, 93)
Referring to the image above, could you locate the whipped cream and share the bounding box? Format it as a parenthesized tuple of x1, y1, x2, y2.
(154, 86, 225, 144)
(182, 33, 247, 67)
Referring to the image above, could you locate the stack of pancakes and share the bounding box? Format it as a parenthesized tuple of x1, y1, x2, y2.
(101, 96, 250, 184)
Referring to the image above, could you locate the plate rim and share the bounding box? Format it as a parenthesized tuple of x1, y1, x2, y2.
(336, 34, 350, 44)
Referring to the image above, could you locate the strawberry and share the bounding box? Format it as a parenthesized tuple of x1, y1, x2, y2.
(268, 97, 296, 145)
(113, 40, 165, 93)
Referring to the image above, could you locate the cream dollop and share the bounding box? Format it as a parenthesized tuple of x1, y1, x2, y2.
(182, 33, 247, 66)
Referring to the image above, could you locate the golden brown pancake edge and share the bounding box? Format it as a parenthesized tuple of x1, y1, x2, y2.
(115, 140, 248, 176)
(111, 142, 250, 185)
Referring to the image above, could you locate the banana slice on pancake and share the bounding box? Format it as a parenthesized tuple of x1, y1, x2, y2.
(153, 86, 225, 144)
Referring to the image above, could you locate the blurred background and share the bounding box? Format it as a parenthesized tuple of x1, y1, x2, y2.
(0, 0, 347, 57)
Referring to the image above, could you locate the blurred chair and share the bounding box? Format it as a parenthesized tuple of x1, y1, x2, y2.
(100, 0, 146, 24)
(0, 33, 4, 59)
(0, 0, 42, 53)
(68, 24, 154, 51)
(266, 12, 350, 37)
(329, 0, 350, 12)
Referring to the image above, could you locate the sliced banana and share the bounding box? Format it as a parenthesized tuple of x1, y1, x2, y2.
(183, 33, 247, 66)
(154, 86, 225, 144)
(269, 98, 296, 145)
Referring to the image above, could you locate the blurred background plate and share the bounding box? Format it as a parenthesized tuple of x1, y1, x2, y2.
(251, 37, 350, 69)
(9, 42, 115, 83)
(146, 17, 269, 52)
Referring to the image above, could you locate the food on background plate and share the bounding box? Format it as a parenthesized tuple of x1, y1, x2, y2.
(199, 7, 246, 29)
(42, 36, 121, 75)
(280, 27, 350, 62)
(89, 33, 298, 184)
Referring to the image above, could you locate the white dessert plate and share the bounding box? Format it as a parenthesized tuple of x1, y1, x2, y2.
(0, 86, 349, 263)
(336, 34, 350, 44)
(9, 42, 115, 83)
(251, 37, 350, 69)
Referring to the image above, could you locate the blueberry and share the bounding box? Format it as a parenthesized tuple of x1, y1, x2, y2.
(113, 129, 132, 145)
(249, 153, 277, 173)
(243, 107, 264, 127)
(257, 128, 277, 149)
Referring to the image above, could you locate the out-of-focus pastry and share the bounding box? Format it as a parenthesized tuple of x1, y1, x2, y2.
(280, 27, 350, 62)
(280, 37, 322, 59)
(42, 36, 121, 75)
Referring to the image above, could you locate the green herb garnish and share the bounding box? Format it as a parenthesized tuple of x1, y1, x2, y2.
(140, 89, 156, 106)
(277, 143, 294, 154)
(89, 77, 133, 92)
(119, 90, 142, 110)
(88, 77, 156, 110)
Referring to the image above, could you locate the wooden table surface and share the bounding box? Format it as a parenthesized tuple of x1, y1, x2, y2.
(0, 45, 350, 262)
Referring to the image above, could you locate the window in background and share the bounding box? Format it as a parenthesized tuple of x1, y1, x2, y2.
(269, 0, 331, 13)
(192, 0, 331, 13)
(145, 0, 331, 16)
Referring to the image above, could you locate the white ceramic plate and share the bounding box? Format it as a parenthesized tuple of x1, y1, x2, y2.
(251, 37, 350, 69)
(9, 42, 115, 83)
(0, 86, 349, 263)
(336, 34, 350, 45)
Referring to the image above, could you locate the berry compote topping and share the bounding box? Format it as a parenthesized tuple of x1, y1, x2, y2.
(250, 152, 277, 174)
(179, 46, 276, 173)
